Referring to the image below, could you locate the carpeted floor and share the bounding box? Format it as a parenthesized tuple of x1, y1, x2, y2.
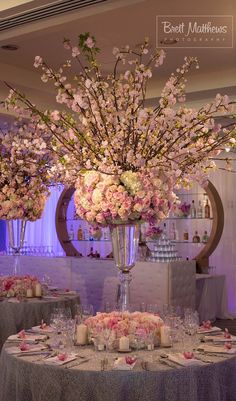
(215, 319, 236, 335)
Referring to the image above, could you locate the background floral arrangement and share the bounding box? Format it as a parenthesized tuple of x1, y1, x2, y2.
(173, 202, 191, 218)
(5, 32, 236, 226)
(0, 123, 55, 220)
(0, 275, 40, 297)
(85, 311, 163, 344)
(145, 226, 163, 240)
(88, 225, 102, 240)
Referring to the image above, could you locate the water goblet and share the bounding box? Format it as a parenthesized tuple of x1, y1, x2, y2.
(82, 304, 94, 321)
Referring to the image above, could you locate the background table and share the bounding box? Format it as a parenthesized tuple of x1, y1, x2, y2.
(0, 294, 80, 349)
(196, 274, 231, 322)
(1, 345, 236, 401)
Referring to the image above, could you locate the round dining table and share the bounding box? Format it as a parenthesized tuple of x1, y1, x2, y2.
(0, 293, 80, 349)
(1, 343, 236, 401)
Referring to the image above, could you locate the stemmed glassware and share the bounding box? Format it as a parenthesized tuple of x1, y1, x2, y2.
(101, 328, 112, 353)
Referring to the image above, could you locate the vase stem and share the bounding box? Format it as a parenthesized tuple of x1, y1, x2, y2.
(110, 222, 140, 311)
(118, 271, 132, 311)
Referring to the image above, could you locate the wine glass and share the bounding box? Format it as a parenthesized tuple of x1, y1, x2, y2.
(82, 304, 94, 321)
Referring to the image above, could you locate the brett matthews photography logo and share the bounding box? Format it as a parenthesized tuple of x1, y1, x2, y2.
(156, 15, 233, 48)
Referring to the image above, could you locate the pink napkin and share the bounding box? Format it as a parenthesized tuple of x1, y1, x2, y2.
(197, 326, 222, 334)
(44, 353, 77, 365)
(204, 334, 236, 343)
(168, 353, 205, 366)
(113, 357, 137, 370)
(31, 325, 54, 334)
(7, 333, 47, 343)
(198, 344, 236, 354)
(7, 343, 47, 355)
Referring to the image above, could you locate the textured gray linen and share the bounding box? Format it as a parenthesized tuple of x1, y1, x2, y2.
(0, 295, 80, 349)
(1, 345, 236, 401)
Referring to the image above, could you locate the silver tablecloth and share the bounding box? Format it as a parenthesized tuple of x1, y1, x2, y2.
(0, 295, 80, 349)
(1, 345, 236, 401)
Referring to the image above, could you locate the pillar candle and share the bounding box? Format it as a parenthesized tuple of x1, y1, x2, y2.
(26, 288, 33, 298)
(76, 324, 88, 345)
(160, 325, 171, 347)
(34, 283, 42, 297)
(119, 336, 130, 351)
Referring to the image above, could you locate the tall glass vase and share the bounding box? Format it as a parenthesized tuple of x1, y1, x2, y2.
(7, 219, 27, 255)
(6, 219, 27, 275)
(110, 222, 140, 311)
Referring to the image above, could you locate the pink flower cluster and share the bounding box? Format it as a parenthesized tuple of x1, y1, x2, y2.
(5, 33, 236, 208)
(145, 226, 163, 240)
(173, 202, 191, 217)
(74, 170, 176, 225)
(0, 275, 40, 297)
(0, 123, 55, 221)
(85, 311, 163, 340)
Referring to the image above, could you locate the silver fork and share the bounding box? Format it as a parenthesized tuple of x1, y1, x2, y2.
(159, 358, 179, 368)
(64, 358, 89, 369)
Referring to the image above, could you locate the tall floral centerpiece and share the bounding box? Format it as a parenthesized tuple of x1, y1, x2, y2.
(0, 123, 54, 256)
(5, 33, 236, 309)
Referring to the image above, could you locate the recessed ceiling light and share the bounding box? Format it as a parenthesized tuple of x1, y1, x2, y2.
(160, 38, 178, 45)
(1, 44, 19, 51)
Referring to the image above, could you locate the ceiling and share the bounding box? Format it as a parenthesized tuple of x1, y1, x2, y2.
(0, 0, 236, 117)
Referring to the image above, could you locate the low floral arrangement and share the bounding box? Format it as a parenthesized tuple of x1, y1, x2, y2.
(0, 275, 40, 297)
(85, 311, 163, 347)
(145, 226, 163, 240)
(0, 123, 55, 220)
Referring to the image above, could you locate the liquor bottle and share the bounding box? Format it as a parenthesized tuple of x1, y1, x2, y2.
(170, 223, 179, 241)
(61, 202, 67, 220)
(197, 200, 203, 218)
(204, 199, 211, 218)
(87, 246, 94, 257)
(192, 230, 200, 243)
(190, 200, 196, 218)
(161, 223, 167, 240)
(77, 225, 83, 240)
(83, 226, 89, 240)
(68, 224, 74, 241)
(183, 228, 189, 241)
(202, 230, 209, 243)
(103, 227, 109, 241)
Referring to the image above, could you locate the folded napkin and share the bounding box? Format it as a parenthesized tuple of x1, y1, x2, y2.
(168, 353, 205, 366)
(7, 344, 47, 355)
(113, 357, 137, 370)
(48, 286, 58, 291)
(198, 344, 236, 354)
(56, 290, 77, 296)
(204, 334, 236, 343)
(197, 326, 222, 334)
(30, 325, 54, 334)
(7, 298, 20, 303)
(44, 353, 77, 366)
(7, 333, 47, 343)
